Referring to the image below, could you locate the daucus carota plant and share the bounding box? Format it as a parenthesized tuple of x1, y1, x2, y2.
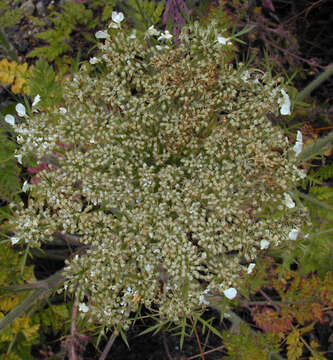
(8, 16, 311, 330)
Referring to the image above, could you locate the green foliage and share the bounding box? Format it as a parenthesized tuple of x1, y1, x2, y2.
(0, 243, 39, 360)
(295, 156, 333, 276)
(302, 163, 333, 188)
(26, 1, 95, 69)
(33, 303, 70, 334)
(0, 124, 21, 203)
(118, 0, 165, 31)
(26, 58, 64, 110)
(89, 0, 116, 22)
(298, 131, 333, 162)
(0, 0, 23, 28)
(222, 322, 280, 360)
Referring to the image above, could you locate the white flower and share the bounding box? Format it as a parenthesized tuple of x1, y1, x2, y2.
(199, 295, 209, 305)
(16, 103, 26, 117)
(289, 228, 299, 240)
(247, 263, 256, 274)
(128, 30, 136, 39)
(32, 94, 40, 107)
(217, 36, 231, 45)
(11, 237, 19, 245)
(293, 165, 306, 179)
(156, 45, 169, 51)
(95, 30, 108, 39)
(22, 180, 29, 192)
(223, 287, 237, 300)
(158, 30, 173, 41)
(109, 11, 124, 28)
(293, 130, 303, 156)
(14, 154, 22, 164)
(260, 240, 270, 250)
(78, 303, 89, 313)
(59, 107, 67, 114)
(4, 114, 15, 125)
(284, 193, 295, 208)
(241, 70, 250, 82)
(278, 89, 291, 115)
(89, 57, 99, 64)
(145, 25, 160, 38)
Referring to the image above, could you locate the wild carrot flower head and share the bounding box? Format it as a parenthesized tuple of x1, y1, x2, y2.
(10, 21, 310, 329)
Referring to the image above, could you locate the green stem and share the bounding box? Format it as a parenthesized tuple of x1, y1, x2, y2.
(297, 64, 333, 102)
(1, 269, 65, 293)
(0, 270, 65, 333)
(0, 27, 19, 62)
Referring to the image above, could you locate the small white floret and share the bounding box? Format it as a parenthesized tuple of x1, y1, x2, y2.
(293, 165, 306, 179)
(199, 295, 209, 305)
(278, 89, 291, 115)
(293, 131, 303, 156)
(4, 114, 15, 125)
(128, 31, 136, 39)
(16, 103, 26, 117)
(260, 240, 270, 250)
(89, 57, 99, 64)
(11, 237, 19, 245)
(32, 94, 41, 107)
(289, 228, 299, 241)
(112, 11, 124, 25)
(247, 263, 256, 274)
(158, 30, 173, 41)
(95, 30, 108, 39)
(217, 36, 231, 45)
(22, 181, 29, 192)
(223, 287, 237, 300)
(14, 154, 22, 164)
(284, 193, 295, 208)
(59, 107, 67, 114)
(78, 303, 89, 313)
(146, 25, 160, 37)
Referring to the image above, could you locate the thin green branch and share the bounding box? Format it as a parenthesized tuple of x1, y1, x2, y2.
(297, 63, 333, 102)
(0, 270, 65, 333)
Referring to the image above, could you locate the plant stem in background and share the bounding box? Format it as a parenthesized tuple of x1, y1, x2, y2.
(0, 269, 65, 332)
(297, 63, 333, 102)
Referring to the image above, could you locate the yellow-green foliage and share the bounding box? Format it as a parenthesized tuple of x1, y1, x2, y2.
(222, 322, 280, 359)
(0, 244, 39, 359)
(0, 58, 34, 94)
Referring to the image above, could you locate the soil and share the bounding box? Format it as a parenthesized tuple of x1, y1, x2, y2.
(1, 0, 333, 359)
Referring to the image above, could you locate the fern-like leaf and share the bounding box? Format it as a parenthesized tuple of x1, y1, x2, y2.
(312, 164, 333, 182)
(26, 58, 64, 110)
(310, 186, 333, 201)
(299, 131, 333, 162)
(119, 0, 165, 31)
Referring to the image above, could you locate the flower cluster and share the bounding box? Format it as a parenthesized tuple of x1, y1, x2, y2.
(9, 19, 310, 329)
